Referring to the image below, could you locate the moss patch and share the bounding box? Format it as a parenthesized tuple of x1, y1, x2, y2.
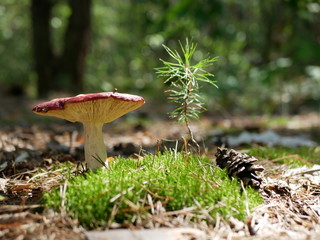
(43, 151, 263, 229)
(247, 146, 320, 168)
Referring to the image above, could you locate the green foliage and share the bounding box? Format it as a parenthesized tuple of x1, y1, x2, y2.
(0, 0, 33, 92)
(156, 39, 218, 122)
(1, 1, 320, 114)
(43, 151, 263, 229)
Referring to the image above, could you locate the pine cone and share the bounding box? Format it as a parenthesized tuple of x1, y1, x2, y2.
(215, 147, 264, 189)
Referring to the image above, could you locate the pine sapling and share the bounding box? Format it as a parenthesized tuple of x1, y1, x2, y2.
(156, 39, 218, 153)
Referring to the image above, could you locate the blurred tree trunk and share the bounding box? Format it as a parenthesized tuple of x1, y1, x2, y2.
(62, 0, 91, 94)
(31, 0, 91, 97)
(31, 0, 54, 97)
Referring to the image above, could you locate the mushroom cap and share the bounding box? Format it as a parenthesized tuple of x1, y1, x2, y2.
(32, 92, 145, 123)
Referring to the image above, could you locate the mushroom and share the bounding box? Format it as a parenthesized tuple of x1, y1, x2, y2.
(32, 92, 145, 170)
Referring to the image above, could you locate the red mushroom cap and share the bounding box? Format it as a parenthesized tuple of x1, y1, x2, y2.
(32, 92, 145, 123)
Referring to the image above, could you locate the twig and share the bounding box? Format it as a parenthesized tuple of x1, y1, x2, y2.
(92, 154, 108, 169)
(60, 179, 68, 214)
(240, 180, 250, 217)
(185, 118, 200, 154)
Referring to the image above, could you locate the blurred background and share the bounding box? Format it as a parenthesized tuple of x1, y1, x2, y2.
(0, 0, 320, 117)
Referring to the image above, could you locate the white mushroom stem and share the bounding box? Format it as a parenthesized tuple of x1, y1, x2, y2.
(82, 122, 108, 170)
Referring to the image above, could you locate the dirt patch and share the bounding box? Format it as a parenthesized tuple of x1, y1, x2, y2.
(0, 209, 86, 240)
(212, 166, 320, 240)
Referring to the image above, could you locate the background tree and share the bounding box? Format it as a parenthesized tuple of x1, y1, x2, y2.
(31, 0, 91, 97)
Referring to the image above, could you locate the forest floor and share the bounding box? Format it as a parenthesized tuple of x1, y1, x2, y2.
(0, 96, 319, 239)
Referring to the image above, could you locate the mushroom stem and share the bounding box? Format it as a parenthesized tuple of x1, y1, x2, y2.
(82, 122, 108, 170)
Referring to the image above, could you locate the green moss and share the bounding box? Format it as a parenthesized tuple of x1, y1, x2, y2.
(43, 151, 263, 229)
(263, 116, 291, 128)
(247, 146, 319, 167)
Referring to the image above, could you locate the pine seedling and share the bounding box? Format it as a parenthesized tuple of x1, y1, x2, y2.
(156, 39, 218, 153)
